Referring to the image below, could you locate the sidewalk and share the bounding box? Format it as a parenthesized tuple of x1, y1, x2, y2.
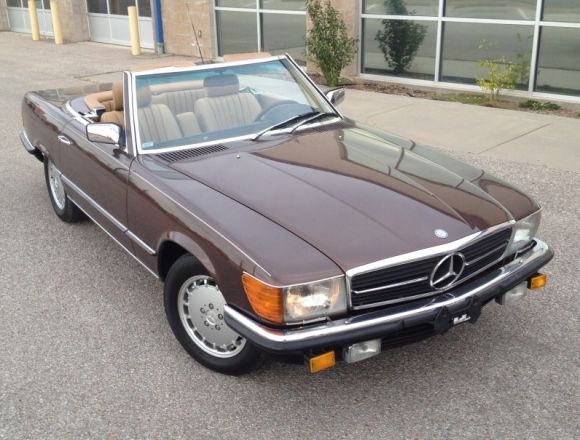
(338, 89, 580, 173)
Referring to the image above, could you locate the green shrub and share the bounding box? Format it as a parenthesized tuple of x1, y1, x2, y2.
(375, 0, 427, 74)
(305, 0, 357, 87)
(519, 100, 561, 111)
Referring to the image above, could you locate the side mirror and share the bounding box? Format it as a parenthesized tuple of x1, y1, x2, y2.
(86, 123, 122, 145)
(325, 88, 345, 106)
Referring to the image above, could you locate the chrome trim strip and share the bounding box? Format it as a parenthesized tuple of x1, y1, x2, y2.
(465, 243, 507, 267)
(61, 174, 127, 233)
(130, 172, 272, 276)
(352, 276, 428, 295)
(67, 194, 159, 279)
(225, 240, 550, 347)
(346, 222, 514, 279)
(65, 101, 90, 126)
(126, 230, 156, 256)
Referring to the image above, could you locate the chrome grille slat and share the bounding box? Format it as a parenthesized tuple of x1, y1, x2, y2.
(350, 228, 513, 310)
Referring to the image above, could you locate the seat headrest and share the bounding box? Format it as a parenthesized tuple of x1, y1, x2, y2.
(112, 81, 124, 111)
(204, 74, 240, 97)
(137, 85, 152, 107)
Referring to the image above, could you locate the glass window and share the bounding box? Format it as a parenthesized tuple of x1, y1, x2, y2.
(543, 0, 580, 22)
(535, 27, 580, 95)
(87, 0, 108, 14)
(445, 0, 537, 20)
(7, 0, 22, 7)
(364, 0, 438, 17)
(137, 0, 151, 17)
(261, 13, 306, 63)
(362, 18, 437, 80)
(216, 11, 259, 54)
(109, 0, 135, 16)
(216, 0, 256, 8)
(261, 0, 305, 10)
(441, 22, 534, 88)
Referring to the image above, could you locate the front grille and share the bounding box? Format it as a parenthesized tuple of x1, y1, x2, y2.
(350, 227, 512, 310)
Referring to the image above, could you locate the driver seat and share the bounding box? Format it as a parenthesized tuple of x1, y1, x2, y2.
(195, 74, 262, 132)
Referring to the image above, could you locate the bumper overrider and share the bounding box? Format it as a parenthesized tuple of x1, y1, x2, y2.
(225, 239, 553, 357)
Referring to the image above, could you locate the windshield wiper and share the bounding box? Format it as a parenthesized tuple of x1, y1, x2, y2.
(251, 111, 320, 141)
(289, 112, 338, 134)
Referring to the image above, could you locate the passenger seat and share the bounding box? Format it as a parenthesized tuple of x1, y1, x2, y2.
(100, 81, 124, 126)
(137, 86, 183, 146)
(195, 74, 262, 132)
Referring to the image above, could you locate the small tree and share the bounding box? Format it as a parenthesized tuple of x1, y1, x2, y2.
(305, 0, 357, 86)
(375, 0, 427, 74)
(476, 40, 516, 102)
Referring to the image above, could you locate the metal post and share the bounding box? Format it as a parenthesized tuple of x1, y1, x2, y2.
(27, 0, 40, 41)
(128, 5, 141, 56)
(152, 0, 165, 54)
(49, 0, 63, 44)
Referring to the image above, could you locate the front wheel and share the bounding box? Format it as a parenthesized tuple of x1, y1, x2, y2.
(164, 255, 261, 374)
(44, 159, 84, 223)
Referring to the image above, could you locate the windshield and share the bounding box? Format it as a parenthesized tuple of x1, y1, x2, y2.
(133, 58, 336, 152)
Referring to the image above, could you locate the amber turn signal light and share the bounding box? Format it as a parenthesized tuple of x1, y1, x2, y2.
(528, 273, 547, 290)
(242, 273, 284, 324)
(308, 351, 336, 373)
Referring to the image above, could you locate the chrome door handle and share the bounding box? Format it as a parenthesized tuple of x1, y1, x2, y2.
(58, 135, 72, 145)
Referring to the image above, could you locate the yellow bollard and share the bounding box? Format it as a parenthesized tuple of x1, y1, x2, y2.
(128, 6, 141, 56)
(27, 0, 41, 41)
(50, 0, 63, 44)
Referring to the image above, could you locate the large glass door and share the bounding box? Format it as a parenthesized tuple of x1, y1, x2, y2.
(7, 0, 53, 36)
(86, 0, 153, 49)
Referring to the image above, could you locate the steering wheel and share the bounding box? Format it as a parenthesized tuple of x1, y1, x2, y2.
(254, 100, 300, 122)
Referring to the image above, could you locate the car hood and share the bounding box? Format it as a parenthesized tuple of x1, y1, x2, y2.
(170, 126, 515, 272)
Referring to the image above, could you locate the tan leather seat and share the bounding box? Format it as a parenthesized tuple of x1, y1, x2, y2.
(194, 74, 262, 132)
(137, 86, 183, 146)
(100, 81, 124, 127)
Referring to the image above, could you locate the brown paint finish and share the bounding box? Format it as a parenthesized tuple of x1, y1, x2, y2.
(21, 82, 541, 322)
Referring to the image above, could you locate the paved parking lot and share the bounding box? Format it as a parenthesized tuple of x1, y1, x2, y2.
(1, 33, 579, 439)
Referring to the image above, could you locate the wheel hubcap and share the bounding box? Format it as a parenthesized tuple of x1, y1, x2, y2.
(48, 161, 66, 210)
(178, 275, 246, 358)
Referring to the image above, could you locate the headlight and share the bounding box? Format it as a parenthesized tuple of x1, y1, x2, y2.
(505, 210, 542, 256)
(242, 274, 347, 324)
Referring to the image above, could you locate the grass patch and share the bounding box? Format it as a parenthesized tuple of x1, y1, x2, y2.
(519, 99, 561, 111)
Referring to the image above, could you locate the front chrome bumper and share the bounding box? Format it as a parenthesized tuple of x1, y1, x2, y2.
(225, 239, 553, 353)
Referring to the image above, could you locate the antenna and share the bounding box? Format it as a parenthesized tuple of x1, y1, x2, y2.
(186, 2, 205, 64)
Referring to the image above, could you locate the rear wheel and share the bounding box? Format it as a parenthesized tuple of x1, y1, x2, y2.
(44, 159, 84, 223)
(164, 255, 261, 374)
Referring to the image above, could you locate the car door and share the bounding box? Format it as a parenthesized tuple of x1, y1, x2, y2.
(58, 115, 134, 251)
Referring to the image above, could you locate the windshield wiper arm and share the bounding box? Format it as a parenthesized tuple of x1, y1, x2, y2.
(289, 112, 338, 134)
(252, 111, 320, 141)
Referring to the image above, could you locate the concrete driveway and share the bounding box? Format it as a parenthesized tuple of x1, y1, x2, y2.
(1, 32, 579, 439)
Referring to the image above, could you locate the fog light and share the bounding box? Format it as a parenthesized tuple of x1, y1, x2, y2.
(343, 339, 381, 363)
(528, 273, 547, 290)
(496, 282, 527, 305)
(308, 351, 336, 373)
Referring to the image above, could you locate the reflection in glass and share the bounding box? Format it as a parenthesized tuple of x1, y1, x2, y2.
(87, 0, 108, 14)
(262, 13, 306, 64)
(109, 0, 136, 16)
(137, 0, 151, 17)
(543, 0, 580, 22)
(441, 23, 533, 88)
(261, 0, 305, 10)
(445, 0, 537, 20)
(216, 11, 259, 55)
(216, 0, 256, 8)
(535, 27, 580, 96)
(362, 18, 436, 80)
(364, 0, 438, 17)
(7, 0, 22, 7)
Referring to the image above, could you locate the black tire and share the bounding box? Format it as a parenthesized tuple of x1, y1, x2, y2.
(44, 159, 84, 223)
(164, 254, 261, 375)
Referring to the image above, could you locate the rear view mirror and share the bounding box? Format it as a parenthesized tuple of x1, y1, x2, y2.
(325, 88, 345, 106)
(87, 123, 122, 145)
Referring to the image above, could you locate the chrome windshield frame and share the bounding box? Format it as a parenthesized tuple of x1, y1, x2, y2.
(127, 55, 343, 156)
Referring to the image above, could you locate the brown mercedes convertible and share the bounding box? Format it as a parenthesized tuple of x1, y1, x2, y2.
(20, 55, 553, 374)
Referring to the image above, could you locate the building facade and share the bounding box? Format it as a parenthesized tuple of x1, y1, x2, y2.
(1, 1, 579, 100)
